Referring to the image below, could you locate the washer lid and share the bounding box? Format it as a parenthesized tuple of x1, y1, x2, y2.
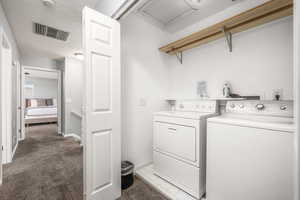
(208, 114, 294, 133)
(155, 111, 217, 120)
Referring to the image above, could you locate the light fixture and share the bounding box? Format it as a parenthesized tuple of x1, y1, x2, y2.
(41, 0, 56, 8)
(74, 52, 84, 60)
(185, 0, 203, 10)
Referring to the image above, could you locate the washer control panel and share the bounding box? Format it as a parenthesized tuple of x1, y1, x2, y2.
(175, 100, 218, 113)
(226, 100, 293, 117)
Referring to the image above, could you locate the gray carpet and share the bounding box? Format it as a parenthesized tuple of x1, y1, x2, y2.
(0, 124, 168, 200)
(0, 124, 83, 200)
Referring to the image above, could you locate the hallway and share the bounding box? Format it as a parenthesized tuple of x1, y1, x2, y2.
(0, 124, 83, 200)
(0, 123, 169, 200)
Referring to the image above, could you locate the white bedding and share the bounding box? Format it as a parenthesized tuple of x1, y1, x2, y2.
(26, 106, 57, 116)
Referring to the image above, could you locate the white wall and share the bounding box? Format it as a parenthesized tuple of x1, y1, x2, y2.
(25, 77, 58, 99)
(63, 57, 83, 138)
(164, 0, 293, 100)
(0, 3, 20, 62)
(21, 53, 58, 69)
(168, 17, 293, 100)
(0, 2, 21, 165)
(121, 3, 294, 169)
(121, 14, 170, 168)
(167, 0, 270, 43)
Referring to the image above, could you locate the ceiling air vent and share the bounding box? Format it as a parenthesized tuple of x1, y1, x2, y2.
(33, 22, 69, 41)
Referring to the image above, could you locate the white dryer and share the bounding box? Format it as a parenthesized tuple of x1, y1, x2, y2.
(153, 100, 219, 199)
(206, 100, 294, 200)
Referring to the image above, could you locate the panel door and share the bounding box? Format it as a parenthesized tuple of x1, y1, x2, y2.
(82, 7, 121, 200)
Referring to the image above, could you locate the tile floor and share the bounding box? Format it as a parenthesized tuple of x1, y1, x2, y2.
(136, 164, 206, 200)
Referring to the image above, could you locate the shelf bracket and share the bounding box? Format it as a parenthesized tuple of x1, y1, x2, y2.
(221, 26, 232, 52)
(175, 51, 183, 64)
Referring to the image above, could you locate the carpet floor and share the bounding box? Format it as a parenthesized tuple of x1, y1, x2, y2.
(0, 124, 83, 200)
(0, 124, 168, 200)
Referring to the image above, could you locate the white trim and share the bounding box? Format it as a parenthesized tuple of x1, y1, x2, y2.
(23, 66, 59, 73)
(294, 1, 300, 200)
(134, 161, 153, 173)
(11, 140, 18, 159)
(12, 60, 21, 161)
(0, 29, 13, 165)
(64, 133, 81, 140)
(57, 70, 62, 135)
(71, 110, 82, 119)
(20, 65, 25, 140)
(64, 133, 82, 146)
(112, 0, 140, 20)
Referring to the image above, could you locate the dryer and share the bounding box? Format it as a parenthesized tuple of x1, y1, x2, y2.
(153, 100, 218, 199)
(206, 100, 294, 200)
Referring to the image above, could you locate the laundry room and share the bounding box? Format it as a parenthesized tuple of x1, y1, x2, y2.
(0, 0, 298, 200)
(120, 0, 295, 199)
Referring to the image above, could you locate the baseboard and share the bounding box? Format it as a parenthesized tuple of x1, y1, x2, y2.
(64, 133, 82, 145)
(12, 141, 19, 160)
(134, 162, 153, 172)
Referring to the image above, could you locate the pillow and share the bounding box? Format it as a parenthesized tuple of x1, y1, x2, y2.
(25, 99, 31, 107)
(30, 99, 38, 107)
(52, 98, 57, 106)
(46, 99, 53, 106)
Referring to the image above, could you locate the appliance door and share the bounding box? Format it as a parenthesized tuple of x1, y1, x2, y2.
(154, 121, 197, 163)
(206, 122, 294, 200)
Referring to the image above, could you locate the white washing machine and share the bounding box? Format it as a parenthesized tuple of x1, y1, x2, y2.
(153, 100, 219, 199)
(206, 100, 294, 200)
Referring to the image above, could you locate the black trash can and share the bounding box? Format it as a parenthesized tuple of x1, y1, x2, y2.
(121, 161, 134, 190)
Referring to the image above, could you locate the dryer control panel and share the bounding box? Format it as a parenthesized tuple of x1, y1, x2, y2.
(226, 100, 293, 117)
(175, 100, 218, 113)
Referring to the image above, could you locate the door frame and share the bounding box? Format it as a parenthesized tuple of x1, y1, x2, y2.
(0, 29, 13, 165)
(11, 60, 20, 159)
(294, 1, 300, 200)
(21, 66, 62, 139)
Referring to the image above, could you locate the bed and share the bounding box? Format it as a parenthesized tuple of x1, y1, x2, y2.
(25, 98, 58, 125)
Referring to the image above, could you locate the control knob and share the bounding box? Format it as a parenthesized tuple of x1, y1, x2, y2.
(280, 105, 288, 110)
(256, 104, 265, 110)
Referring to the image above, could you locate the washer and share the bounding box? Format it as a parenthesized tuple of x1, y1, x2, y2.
(206, 100, 294, 200)
(153, 100, 219, 199)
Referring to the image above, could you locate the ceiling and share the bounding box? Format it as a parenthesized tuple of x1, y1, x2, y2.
(1, 0, 99, 61)
(136, 0, 245, 32)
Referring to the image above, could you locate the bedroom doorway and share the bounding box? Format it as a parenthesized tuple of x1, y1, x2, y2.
(21, 66, 62, 139)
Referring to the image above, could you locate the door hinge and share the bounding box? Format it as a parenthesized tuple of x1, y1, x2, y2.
(2, 146, 3, 151)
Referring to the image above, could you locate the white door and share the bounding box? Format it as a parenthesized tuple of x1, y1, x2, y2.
(1, 36, 12, 164)
(16, 62, 21, 141)
(57, 70, 62, 135)
(11, 61, 18, 156)
(20, 66, 26, 140)
(82, 7, 121, 200)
